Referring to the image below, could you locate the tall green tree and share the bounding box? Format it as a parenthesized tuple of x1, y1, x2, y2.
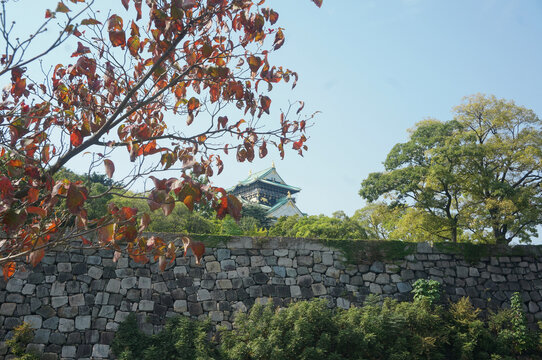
(453, 94, 542, 244)
(360, 119, 466, 242)
(360, 95, 542, 245)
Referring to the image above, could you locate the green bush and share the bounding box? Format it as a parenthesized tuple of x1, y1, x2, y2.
(220, 299, 342, 360)
(113, 293, 542, 360)
(112, 314, 217, 360)
(412, 279, 442, 305)
(488, 292, 535, 356)
(6, 322, 40, 360)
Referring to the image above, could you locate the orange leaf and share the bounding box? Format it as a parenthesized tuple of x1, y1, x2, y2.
(70, 129, 83, 147)
(56, 2, 70, 13)
(98, 223, 115, 244)
(2, 262, 16, 281)
(81, 18, 102, 26)
(109, 30, 126, 48)
(187, 97, 200, 112)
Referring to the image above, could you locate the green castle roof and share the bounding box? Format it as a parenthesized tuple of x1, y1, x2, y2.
(231, 166, 300, 193)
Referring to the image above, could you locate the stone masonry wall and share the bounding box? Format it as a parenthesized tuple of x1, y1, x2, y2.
(1, 237, 542, 359)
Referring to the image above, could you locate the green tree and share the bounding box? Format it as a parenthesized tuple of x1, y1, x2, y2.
(360, 94, 542, 245)
(268, 214, 368, 240)
(360, 119, 466, 242)
(453, 94, 542, 244)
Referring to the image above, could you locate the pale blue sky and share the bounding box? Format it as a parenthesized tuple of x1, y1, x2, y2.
(6, 1, 542, 223)
(216, 0, 542, 218)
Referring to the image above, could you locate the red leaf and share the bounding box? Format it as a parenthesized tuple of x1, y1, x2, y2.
(259, 141, 268, 158)
(70, 129, 83, 147)
(2, 262, 16, 281)
(218, 116, 228, 129)
(81, 236, 92, 245)
(311, 0, 323, 8)
(66, 183, 87, 214)
(45, 9, 53, 18)
(104, 159, 115, 179)
(260, 96, 271, 114)
(297, 101, 305, 114)
(27, 206, 47, 218)
(71, 42, 90, 57)
(134, 0, 142, 20)
(0, 176, 14, 200)
(121, 0, 130, 10)
(28, 246, 45, 267)
(227, 194, 242, 221)
(27, 188, 40, 203)
(109, 30, 126, 48)
(269, 10, 279, 25)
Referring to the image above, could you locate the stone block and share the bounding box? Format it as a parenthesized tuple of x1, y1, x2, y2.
(216, 279, 232, 290)
(68, 294, 85, 307)
(98, 305, 115, 319)
(62, 345, 77, 358)
(139, 300, 154, 312)
(311, 283, 327, 296)
(92, 344, 110, 358)
(51, 296, 68, 308)
(23, 315, 42, 329)
(0, 303, 16, 316)
(290, 285, 302, 298)
(59, 318, 75, 332)
(206, 261, 221, 273)
(121, 276, 137, 289)
(138, 277, 151, 289)
(75, 315, 91, 330)
(105, 279, 121, 293)
(50, 282, 65, 296)
(174, 300, 188, 313)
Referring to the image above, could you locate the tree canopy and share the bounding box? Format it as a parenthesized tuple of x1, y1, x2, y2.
(360, 94, 542, 245)
(0, 0, 322, 278)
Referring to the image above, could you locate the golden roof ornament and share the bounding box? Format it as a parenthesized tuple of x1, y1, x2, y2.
(271, 161, 275, 168)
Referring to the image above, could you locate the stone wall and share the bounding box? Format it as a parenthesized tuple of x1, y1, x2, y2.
(1, 236, 542, 359)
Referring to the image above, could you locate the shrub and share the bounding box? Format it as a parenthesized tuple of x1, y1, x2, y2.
(220, 299, 343, 360)
(112, 314, 217, 360)
(488, 292, 535, 356)
(335, 295, 446, 360)
(412, 279, 442, 305)
(446, 297, 493, 359)
(5, 322, 40, 360)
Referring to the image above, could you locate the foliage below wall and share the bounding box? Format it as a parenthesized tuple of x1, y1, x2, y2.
(104, 296, 542, 360)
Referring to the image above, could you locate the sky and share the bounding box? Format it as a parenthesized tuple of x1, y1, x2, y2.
(214, 0, 542, 217)
(5, 1, 542, 225)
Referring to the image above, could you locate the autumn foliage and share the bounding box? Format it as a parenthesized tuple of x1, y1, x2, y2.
(0, 0, 322, 278)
